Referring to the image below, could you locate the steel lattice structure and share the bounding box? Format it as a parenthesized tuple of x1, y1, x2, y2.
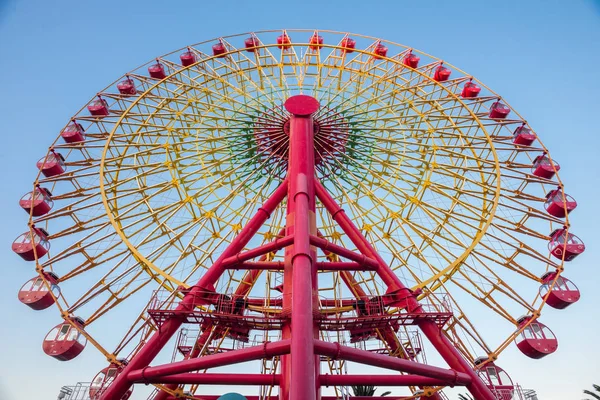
(14, 30, 584, 400)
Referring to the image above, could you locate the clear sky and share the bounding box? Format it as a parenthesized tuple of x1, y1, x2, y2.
(0, 1, 599, 399)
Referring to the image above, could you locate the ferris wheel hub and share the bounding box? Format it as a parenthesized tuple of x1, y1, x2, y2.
(284, 95, 320, 116)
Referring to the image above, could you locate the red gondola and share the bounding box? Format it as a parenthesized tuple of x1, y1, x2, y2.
(12, 227, 50, 261)
(18, 272, 60, 310)
(36, 152, 66, 177)
(89, 362, 132, 400)
(513, 125, 536, 146)
(540, 271, 580, 309)
(117, 78, 136, 95)
(532, 155, 560, 179)
(309, 34, 324, 51)
(433, 65, 451, 82)
(61, 122, 85, 143)
(148, 62, 166, 79)
(515, 316, 558, 359)
(87, 98, 109, 117)
(244, 36, 260, 52)
(461, 81, 481, 98)
(403, 52, 420, 68)
(180, 50, 196, 66)
(19, 186, 53, 216)
(545, 189, 577, 218)
(42, 319, 86, 361)
(277, 33, 292, 50)
(475, 358, 515, 400)
(489, 101, 511, 119)
(340, 37, 356, 53)
(212, 42, 227, 58)
(372, 43, 388, 59)
(548, 228, 585, 261)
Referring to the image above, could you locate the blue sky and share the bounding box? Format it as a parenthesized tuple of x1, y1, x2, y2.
(0, 0, 599, 399)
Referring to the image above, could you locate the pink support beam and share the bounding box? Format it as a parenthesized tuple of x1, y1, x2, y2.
(127, 340, 291, 382)
(137, 373, 280, 386)
(314, 340, 471, 384)
(143, 372, 465, 387)
(221, 235, 294, 268)
(226, 261, 370, 271)
(309, 235, 379, 269)
(320, 374, 468, 387)
(165, 396, 416, 400)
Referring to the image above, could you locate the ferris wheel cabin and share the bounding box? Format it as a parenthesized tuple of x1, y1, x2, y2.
(12, 226, 50, 261)
(540, 271, 580, 309)
(212, 42, 227, 57)
(372, 42, 388, 58)
(489, 101, 511, 119)
(36, 151, 65, 177)
(462, 81, 481, 98)
(180, 49, 197, 66)
(309, 34, 324, 51)
(42, 319, 87, 361)
(475, 358, 515, 400)
(433, 65, 451, 82)
(87, 98, 109, 117)
(514, 316, 558, 359)
(403, 52, 420, 68)
(513, 125, 537, 146)
(117, 77, 137, 95)
(548, 227, 585, 261)
(148, 61, 166, 79)
(545, 188, 577, 218)
(89, 362, 132, 400)
(276, 33, 291, 50)
(340, 37, 356, 53)
(19, 186, 53, 216)
(61, 122, 85, 143)
(532, 155, 560, 179)
(244, 36, 260, 52)
(18, 272, 60, 310)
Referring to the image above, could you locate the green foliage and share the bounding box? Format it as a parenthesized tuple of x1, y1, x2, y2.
(584, 383, 600, 400)
(350, 385, 390, 397)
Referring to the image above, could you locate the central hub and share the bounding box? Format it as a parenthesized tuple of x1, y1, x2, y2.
(284, 94, 320, 116)
(253, 100, 349, 172)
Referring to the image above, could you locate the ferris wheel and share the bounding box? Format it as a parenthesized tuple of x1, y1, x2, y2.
(14, 29, 584, 400)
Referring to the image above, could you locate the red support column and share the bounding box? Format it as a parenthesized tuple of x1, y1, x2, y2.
(281, 95, 321, 400)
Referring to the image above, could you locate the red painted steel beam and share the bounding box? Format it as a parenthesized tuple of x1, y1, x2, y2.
(136, 373, 280, 386)
(221, 235, 294, 268)
(127, 340, 291, 382)
(283, 95, 320, 400)
(316, 261, 375, 271)
(144, 373, 465, 387)
(226, 261, 370, 271)
(320, 374, 467, 387)
(100, 181, 288, 400)
(227, 261, 285, 270)
(314, 180, 494, 400)
(309, 235, 379, 269)
(165, 396, 414, 400)
(245, 298, 357, 307)
(314, 340, 471, 385)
